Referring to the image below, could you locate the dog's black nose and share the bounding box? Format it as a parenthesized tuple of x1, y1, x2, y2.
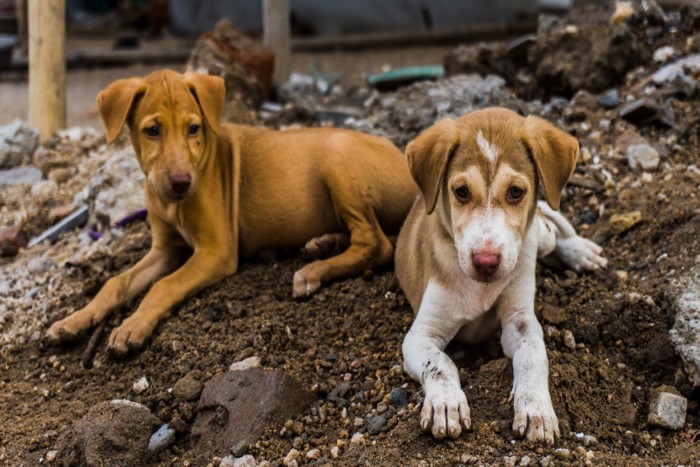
(472, 250, 501, 277)
(169, 173, 192, 194)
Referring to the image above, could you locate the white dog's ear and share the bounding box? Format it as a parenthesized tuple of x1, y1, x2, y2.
(405, 118, 460, 215)
(521, 116, 578, 211)
(186, 73, 225, 135)
(97, 78, 145, 144)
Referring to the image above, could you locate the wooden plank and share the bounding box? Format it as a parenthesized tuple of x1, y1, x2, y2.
(28, 0, 66, 142)
(263, 0, 291, 85)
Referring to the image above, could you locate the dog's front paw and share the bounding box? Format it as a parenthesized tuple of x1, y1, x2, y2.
(108, 315, 156, 356)
(45, 310, 97, 344)
(421, 385, 471, 439)
(511, 389, 559, 444)
(555, 235, 607, 272)
(292, 267, 321, 297)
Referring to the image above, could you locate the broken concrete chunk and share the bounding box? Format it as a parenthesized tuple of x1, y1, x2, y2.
(191, 368, 315, 455)
(0, 165, 42, 187)
(0, 119, 39, 169)
(669, 265, 700, 386)
(56, 400, 160, 467)
(609, 211, 643, 235)
(648, 386, 687, 429)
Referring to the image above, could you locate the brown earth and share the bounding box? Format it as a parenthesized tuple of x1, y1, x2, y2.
(3, 4, 700, 466)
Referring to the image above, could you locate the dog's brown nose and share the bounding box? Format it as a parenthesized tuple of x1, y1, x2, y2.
(169, 173, 192, 194)
(472, 251, 501, 277)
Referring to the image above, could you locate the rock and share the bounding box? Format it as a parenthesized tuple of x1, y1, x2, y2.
(615, 128, 648, 154)
(610, 211, 643, 235)
(191, 368, 315, 456)
(45, 450, 58, 462)
(234, 454, 257, 467)
(653, 46, 677, 63)
(330, 446, 340, 459)
(306, 449, 320, 460)
(596, 89, 619, 108)
(48, 167, 73, 184)
(350, 432, 366, 445)
(229, 355, 261, 372)
(619, 99, 675, 127)
(220, 456, 236, 467)
(31, 180, 58, 203)
(0, 119, 39, 169)
(627, 144, 660, 170)
(27, 256, 55, 274)
(563, 330, 577, 350)
(283, 448, 300, 465)
(0, 165, 42, 187)
(48, 202, 80, 224)
(669, 265, 700, 386)
(186, 18, 274, 123)
(541, 304, 568, 324)
(173, 370, 204, 401)
(648, 386, 688, 429)
(389, 387, 409, 407)
(133, 376, 150, 394)
(366, 415, 386, 435)
(327, 381, 353, 403)
(0, 225, 29, 257)
(443, 43, 506, 77)
(55, 400, 160, 467)
(554, 448, 571, 460)
(75, 147, 145, 230)
(148, 424, 176, 453)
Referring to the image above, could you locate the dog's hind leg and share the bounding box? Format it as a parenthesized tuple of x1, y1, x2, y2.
(535, 201, 607, 272)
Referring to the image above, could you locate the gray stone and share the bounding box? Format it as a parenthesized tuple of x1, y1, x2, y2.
(0, 165, 42, 187)
(596, 89, 619, 109)
(234, 455, 257, 467)
(31, 179, 58, 203)
(0, 120, 39, 169)
(627, 144, 660, 171)
(191, 368, 315, 456)
(389, 387, 409, 407)
(619, 99, 675, 127)
(148, 424, 176, 453)
(648, 389, 687, 429)
(56, 400, 160, 467)
(366, 415, 386, 435)
(669, 265, 700, 386)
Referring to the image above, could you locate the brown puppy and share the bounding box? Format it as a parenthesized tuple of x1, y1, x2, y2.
(46, 70, 417, 355)
(396, 108, 606, 442)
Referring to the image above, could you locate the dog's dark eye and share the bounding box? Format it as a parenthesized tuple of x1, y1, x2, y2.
(454, 186, 470, 202)
(507, 186, 525, 203)
(188, 124, 200, 136)
(144, 125, 160, 138)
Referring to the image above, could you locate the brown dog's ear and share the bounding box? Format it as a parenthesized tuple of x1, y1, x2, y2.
(96, 78, 145, 144)
(186, 73, 225, 135)
(521, 115, 579, 211)
(405, 118, 460, 215)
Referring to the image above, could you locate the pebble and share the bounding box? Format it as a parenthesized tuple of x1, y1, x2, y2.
(219, 456, 235, 467)
(648, 389, 687, 429)
(554, 448, 571, 460)
(350, 432, 366, 445)
(148, 424, 176, 453)
(520, 455, 532, 466)
(330, 446, 340, 459)
(31, 180, 58, 203)
(389, 387, 409, 407)
(283, 448, 300, 465)
(306, 449, 320, 460)
(653, 46, 677, 63)
(132, 376, 150, 394)
(596, 89, 619, 108)
(45, 450, 58, 463)
(563, 330, 577, 350)
(610, 211, 642, 235)
(48, 167, 73, 184)
(0, 225, 29, 257)
(0, 119, 39, 169)
(366, 415, 387, 435)
(233, 455, 257, 467)
(627, 144, 660, 171)
(172, 370, 204, 401)
(229, 356, 261, 372)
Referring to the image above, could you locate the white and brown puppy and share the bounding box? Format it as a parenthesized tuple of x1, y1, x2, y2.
(396, 107, 607, 443)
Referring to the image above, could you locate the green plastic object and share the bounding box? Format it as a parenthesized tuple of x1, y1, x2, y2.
(368, 65, 445, 89)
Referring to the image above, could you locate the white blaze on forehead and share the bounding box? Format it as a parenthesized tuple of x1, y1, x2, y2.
(476, 130, 499, 162)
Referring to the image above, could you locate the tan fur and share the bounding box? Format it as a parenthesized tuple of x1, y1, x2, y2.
(46, 70, 417, 355)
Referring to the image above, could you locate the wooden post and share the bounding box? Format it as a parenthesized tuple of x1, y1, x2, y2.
(263, 0, 291, 85)
(28, 0, 66, 142)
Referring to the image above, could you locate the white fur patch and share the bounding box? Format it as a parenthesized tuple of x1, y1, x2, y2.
(476, 130, 499, 162)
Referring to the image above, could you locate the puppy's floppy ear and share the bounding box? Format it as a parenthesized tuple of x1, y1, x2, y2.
(405, 118, 460, 215)
(185, 73, 225, 135)
(521, 115, 579, 211)
(96, 78, 145, 144)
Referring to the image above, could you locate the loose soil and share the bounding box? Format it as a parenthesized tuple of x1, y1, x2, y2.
(3, 5, 700, 466)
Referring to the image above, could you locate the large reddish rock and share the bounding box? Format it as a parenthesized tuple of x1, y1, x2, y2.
(186, 18, 275, 124)
(191, 368, 315, 455)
